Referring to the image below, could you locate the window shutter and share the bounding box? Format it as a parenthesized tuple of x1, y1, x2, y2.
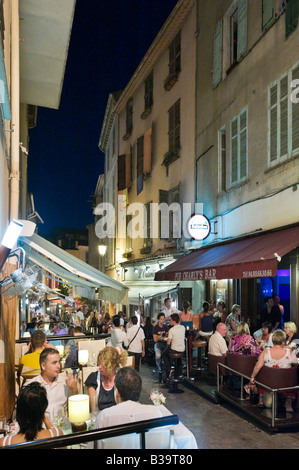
(239, 110, 247, 179)
(143, 127, 152, 175)
(262, 0, 275, 30)
(213, 18, 223, 88)
(292, 64, 299, 152)
(280, 75, 288, 157)
(286, 0, 299, 38)
(118, 154, 126, 191)
(231, 118, 238, 184)
(159, 189, 169, 240)
(125, 150, 132, 188)
(269, 83, 278, 163)
(237, 0, 247, 60)
(137, 136, 144, 177)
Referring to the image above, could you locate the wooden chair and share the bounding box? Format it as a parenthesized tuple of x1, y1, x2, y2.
(16, 364, 40, 391)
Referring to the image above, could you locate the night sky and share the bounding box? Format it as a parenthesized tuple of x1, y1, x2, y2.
(27, 0, 178, 238)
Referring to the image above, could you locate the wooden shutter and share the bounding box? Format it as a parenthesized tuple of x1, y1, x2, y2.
(143, 127, 152, 175)
(213, 18, 223, 88)
(269, 83, 278, 163)
(231, 118, 238, 184)
(125, 150, 132, 188)
(286, 0, 299, 38)
(159, 189, 169, 240)
(118, 154, 126, 191)
(280, 75, 288, 157)
(262, 0, 275, 30)
(237, 0, 247, 60)
(292, 63, 299, 152)
(239, 109, 247, 180)
(137, 136, 144, 177)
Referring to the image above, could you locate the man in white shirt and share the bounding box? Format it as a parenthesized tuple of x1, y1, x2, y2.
(124, 316, 145, 372)
(161, 297, 181, 320)
(88, 367, 164, 449)
(26, 348, 78, 420)
(208, 323, 228, 357)
(109, 315, 127, 348)
(162, 313, 185, 382)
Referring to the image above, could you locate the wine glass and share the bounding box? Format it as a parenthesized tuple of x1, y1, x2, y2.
(53, 407, 65, 429)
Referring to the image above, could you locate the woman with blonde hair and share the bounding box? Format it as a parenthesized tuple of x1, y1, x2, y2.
(249, 330, 297, 410)
(284, 321, 299, 355)
(228, 321, 261, 357)
(84, 346, 128, 412)
(225, 304, 241, 341)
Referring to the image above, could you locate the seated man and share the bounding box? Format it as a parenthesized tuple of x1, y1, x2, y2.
(19, 330, 56, 370)
(87, 367, 165, 449)
(64, 326, 85, 368)
(153, 313, 169, 383)
(162, 313, 185, 383)
(208, 323, 228, 357)
(26, 347, 78, 420)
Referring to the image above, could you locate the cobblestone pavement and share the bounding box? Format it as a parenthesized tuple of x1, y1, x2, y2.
(138, 363, 299, 450)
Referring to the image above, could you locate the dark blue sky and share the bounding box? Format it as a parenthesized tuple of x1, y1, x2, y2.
(28, 0, 178, 237)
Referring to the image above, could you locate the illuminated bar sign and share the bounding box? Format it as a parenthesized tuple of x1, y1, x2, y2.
(187, 214, 211, 241)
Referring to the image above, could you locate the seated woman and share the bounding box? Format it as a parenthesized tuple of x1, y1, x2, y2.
(284, 322, 299, 356)
(0, 382, 63, 446)
(228, 321, 261, 357)
(213, 301, 227, 327)
(84, 346, 128, 413)
(249, 330, 298, 411)
(255, 321, 273, 350)
(180, 301, 193, 322)
(196, 301, 214, 340)
(225, 304, 241, 342)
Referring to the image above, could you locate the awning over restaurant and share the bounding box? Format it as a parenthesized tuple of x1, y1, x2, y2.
(19, 233, 128, 304)
(155, 225, 299, 282)
(125, 281, 178, 305)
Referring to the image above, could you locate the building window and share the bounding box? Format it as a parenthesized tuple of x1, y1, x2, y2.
(140, 202, 152, 253)
(123, 98, 133, 140)
(269, 62, 299, 166)
(230, 107, 248, 185)
(285, 0, 298, 38)
(219, 127, 227, 192)
(145, 71, 153, 110)
(262, 0, 276, 31)
(159, 185, 180, 241)
(168, 99, 181, 153)
(230, 6, 239, 65)
(214, 0, 248, 82)
(169, 31, 181, 77)
(164, 32, 181, 90)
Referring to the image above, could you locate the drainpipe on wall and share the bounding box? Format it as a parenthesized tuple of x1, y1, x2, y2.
(10, 0, 20, 222)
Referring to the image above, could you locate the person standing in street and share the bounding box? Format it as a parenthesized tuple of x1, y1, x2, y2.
(124, 316, 145, 372)
(153, 313, 169, 383)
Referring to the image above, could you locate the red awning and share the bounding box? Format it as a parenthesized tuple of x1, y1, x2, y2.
(155, 225, 299, 282)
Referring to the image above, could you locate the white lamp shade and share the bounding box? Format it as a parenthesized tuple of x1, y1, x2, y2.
(78, 349, 89, 365)
(68, 394, 89, 423)
(56, 345, 64, 356)
(1, 220, 23, 249)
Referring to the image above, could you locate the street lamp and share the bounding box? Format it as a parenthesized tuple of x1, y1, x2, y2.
(0, 220, 23, 272)
(98, 242, 107, 256)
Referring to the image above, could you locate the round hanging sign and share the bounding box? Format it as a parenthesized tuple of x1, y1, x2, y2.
(187, 214, 211, 241)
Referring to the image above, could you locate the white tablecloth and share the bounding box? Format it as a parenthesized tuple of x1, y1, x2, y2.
(158, 405, 198, 449)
